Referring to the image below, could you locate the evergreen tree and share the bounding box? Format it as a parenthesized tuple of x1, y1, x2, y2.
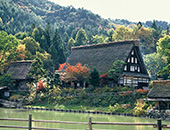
(51, 28, 66, 69)
(44, 23, 51, 49)
(167, 26, 169, 35)
(108, 30, 114, 42)
(29, 23, 36, 36)
(66, 37, 75, 57)
(89, 67, 100, 88)
(151, 20, 157, 30)
(137, 21, 142, 29)
(75, 28, 88, 46)
(108, 60, 125, 85)
(40, 35, 48, 51)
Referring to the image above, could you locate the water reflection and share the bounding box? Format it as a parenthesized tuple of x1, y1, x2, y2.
(0, 108, 169, 130)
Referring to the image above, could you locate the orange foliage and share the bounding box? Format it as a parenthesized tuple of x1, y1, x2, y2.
(64, 62, 89, 82)
(58, 62, 66, 71)
(135, 89, 148, 94)
(37, 80, 45, 90)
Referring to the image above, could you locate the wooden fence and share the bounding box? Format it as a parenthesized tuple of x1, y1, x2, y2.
(0, 114, 170, 130)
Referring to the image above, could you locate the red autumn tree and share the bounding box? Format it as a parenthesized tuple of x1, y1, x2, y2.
(64, 62, 89, 82)
(58, 62, 66, 71)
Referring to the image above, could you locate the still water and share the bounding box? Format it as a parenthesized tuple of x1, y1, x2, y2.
(0, 108, 169, 130)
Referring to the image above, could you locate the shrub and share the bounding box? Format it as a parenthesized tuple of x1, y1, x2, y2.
(133, 99, 146, 116)
(108, 103, 124, 113)
(10, 95, 21, 101)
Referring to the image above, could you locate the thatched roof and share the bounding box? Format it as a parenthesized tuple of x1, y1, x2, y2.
(7, 60, 34, 80)
(147, 80, 170, 99)
(66, 39, 148, 76)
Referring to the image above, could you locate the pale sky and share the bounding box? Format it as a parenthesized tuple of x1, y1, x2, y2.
(49, 0, 170, 23)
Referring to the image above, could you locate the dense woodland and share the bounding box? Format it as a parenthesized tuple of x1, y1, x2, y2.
(0, 0, 170, 81)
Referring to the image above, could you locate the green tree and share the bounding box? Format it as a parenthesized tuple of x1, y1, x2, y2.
(66, 37, 75, 56)
(0, 31, 19, 72)
(89, 67, 100, 88)
(40, 35, 48, 51)
(44, 23, 51, 48)
(21, 37, 40, 56)
(157, 35, 170, 78)
(29, 57, 46, 81)
(113, 26, 134, 41)
(91, 35, 104, 44)
(75, 28, 88, 46)
(51, 28, 66, 69)
(151, 20, 157, 30)
(108, 29, 114, 42)
(108, 60, 125, 84)
(144, 53, 166, 80)
(166, 26, 169, 35)
(15, 32, 28, 40)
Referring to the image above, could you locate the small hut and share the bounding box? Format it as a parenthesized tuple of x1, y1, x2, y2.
(147, 80, 170, 110)
(7, 60, 34, 90)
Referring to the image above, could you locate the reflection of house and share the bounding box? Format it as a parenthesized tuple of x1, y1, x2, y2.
(65, 39, 150, 88)
(147, 80, 170, 110)
(7, 60, 34, 90)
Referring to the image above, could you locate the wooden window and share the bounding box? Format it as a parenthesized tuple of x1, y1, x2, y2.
(127, 78, 132, 84)
(130, 66, 135, 71)
(128, 58, 130, 63)
(138, 67, 140, 72)
(124, 77, 127, 84)
(135, 66, 138, 71)
(133, 78, 138, 84)
(119, 77, 124, 84)
(131, 50, 134, 55)
(131, 57, 134, 63)
(124, 65, 127, 71)
(135, 58, 137, 63)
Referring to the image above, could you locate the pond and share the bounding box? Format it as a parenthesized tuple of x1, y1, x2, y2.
(0, 108, 169, 130)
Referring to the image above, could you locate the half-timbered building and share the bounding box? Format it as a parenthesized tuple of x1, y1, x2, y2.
(65, 39, 150, 89)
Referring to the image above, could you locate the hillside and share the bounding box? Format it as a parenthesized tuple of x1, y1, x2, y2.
(0, 0, 169, 37)
(0, 0, 112, 37)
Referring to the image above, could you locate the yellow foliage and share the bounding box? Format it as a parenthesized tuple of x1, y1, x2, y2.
(133, 99, 146, 116)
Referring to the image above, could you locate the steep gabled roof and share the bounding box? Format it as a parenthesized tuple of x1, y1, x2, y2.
(7, 60, 34, 80)
(147, 80, 170, 99)
(66, 40, 143, 74)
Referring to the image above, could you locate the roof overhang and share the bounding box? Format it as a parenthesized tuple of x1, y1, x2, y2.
(145, 98, 170, 101)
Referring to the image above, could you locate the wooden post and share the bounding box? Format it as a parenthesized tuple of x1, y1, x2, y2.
(88, 117, 92, 130)
(157, 119, 162, 130)
(28, 114, 32, 130)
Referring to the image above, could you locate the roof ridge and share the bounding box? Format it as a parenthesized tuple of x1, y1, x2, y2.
(72, 39, 140, 51)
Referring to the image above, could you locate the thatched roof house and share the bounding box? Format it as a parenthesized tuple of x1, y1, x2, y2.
(147, 80, 170, 110)
(7, 60, 34, 90)
(65, 39, 150, 88)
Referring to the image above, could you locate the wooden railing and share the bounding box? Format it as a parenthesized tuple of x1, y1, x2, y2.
(0, 114, 170, 130)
